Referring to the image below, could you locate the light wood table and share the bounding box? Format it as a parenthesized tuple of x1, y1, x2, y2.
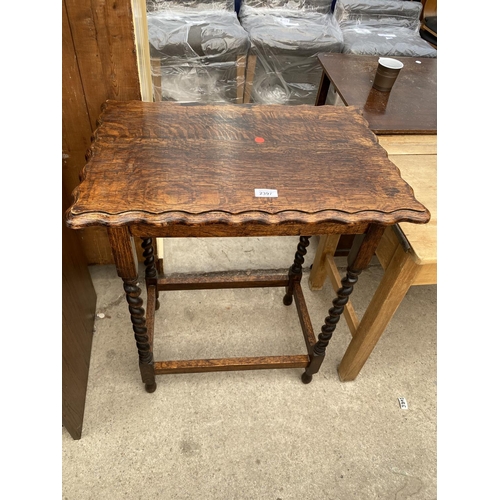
(309, 134, 437, 381)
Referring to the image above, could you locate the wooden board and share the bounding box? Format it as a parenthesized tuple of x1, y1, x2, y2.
(378, 135, 437, 155)
(62, 187, 96, 440)
(63, 0, 144, 264)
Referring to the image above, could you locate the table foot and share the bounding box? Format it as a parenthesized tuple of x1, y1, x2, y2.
(145, 382, 157, 393)
(283, 295, 293, 306)
(301, 372, 313, 384)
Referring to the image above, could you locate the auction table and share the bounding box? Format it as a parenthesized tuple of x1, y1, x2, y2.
(66, 101, 429, 393)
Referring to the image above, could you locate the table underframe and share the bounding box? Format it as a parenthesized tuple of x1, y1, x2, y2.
(108, 224, 385, 393)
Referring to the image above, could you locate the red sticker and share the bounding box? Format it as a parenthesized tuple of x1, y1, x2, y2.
(254, 137, 265, 143)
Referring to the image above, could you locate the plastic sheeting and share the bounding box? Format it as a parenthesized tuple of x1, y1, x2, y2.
(240, 0, 333, 16)
(341, 25, 437, 57)
(334, 0, 423, 31)
(239, 2, 343, 104)
(333, 0, 436, 58)
(148, 10, 250, 103)
(146, 0, 234, 12)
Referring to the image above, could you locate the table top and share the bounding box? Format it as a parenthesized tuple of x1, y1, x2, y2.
(66, 101, 429, 233)
(378, 135, 437, 265)
(318, 54, 437, 135)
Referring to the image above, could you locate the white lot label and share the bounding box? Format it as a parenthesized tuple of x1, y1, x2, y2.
(255, 189, 278, 198)
(398, 397, 408, 410)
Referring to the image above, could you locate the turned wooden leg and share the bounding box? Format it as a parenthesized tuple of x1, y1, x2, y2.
(141, 237, 160, 311)
(302, 267, 360, 384)
(123, 278, 156, 393)
(283, 236, 311, 306)
(302, 224, 385, 383)
(108, 227, 156, 393)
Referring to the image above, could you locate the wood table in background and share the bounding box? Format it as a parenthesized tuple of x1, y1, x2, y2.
(309, 135, 437, 381)
(312, 52, 437, 381)
(315, 53, 437, 135)
(66, 101, 429, 393)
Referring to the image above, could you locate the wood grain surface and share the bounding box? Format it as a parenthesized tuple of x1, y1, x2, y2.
(66, 101, 430, 232)
(376, 135, 436, 266)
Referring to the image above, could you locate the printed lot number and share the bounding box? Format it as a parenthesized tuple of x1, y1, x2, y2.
(255, 189, 278, 198)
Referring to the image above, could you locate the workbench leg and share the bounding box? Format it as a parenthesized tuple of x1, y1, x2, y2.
(338, 244, 418, 382)
(283, 236, 310, 306)
(309, 234, 340, 290)
(108, 228, 156, 393)
(302, 225, 385, 383)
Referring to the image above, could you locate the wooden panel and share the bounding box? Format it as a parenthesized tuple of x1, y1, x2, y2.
(63, 0, 144, 264)
(62, 187, 96, 440)
(64, 0, 141, 127)
(378, 135, 437, 155)
(62, 0, 106, 262)
(62, 1, 92, 190)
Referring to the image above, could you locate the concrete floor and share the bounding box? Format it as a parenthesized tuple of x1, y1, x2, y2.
(62, 236, 437, 499)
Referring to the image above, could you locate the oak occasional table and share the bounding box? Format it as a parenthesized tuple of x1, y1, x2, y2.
(312, 53, 437, 381)
(66, 100, 429, 393)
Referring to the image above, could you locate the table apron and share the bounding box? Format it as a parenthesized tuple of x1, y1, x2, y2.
(129, 221, 373, 239)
